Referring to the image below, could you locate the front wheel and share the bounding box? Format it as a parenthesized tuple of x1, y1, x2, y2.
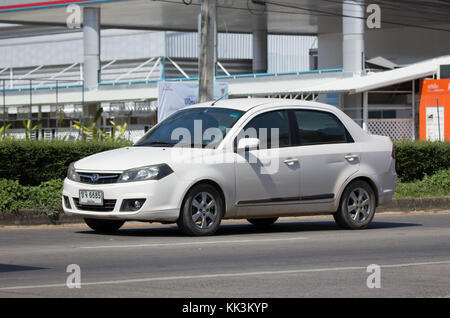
(333, 181, 376, 229)
(177, 184, 224, 236)
(84, 218, 125, 233)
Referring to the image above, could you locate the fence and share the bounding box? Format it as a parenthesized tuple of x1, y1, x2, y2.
(368, 118, 414, 141)
(1, 78, 85, 138)
(6, 125, 147, 141)
(1, 76, 416, 142)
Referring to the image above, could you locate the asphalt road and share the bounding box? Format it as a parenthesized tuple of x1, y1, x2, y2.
(0, 212, 449, 298)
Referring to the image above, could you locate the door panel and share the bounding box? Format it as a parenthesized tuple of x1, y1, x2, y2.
(234, 109, 301, 212)
(297, 143, 360, 198)
(235, 147, 301, 204)
(292, 109, 360, 199)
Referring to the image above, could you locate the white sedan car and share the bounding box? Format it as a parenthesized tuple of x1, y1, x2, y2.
(63, 98, 397, 236)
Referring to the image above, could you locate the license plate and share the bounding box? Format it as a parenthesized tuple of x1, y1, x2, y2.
(79, 190, 103, 206)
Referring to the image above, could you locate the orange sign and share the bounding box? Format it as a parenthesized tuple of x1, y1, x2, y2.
(419, 79, 450, 141)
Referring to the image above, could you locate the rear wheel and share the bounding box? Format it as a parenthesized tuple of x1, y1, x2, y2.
(84, 218, 125, 233)
(177, 184, 223, 236)
(333, 180, 376, 229)
(247, 217, 278, 227)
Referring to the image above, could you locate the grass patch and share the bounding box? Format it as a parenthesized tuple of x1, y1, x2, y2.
(394, 169, 450, 198)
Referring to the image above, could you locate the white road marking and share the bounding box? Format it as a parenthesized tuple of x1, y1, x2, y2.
(79, 236, 309, 249)
(1, 260, 450, 291)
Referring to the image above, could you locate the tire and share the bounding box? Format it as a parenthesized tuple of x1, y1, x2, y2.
(247, 217, 278, 227)
(333, 180, 376, 230)
(84, 218, 125, 233)
(177, 184, 224, 236)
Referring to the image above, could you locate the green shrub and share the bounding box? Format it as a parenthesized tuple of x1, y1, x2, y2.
(0, 139, 131, 186)
(394, 141, 450, 182)
(394, 168, 450, 198)
(0, 178, 63, 215)
(28, 179, 64, 216)
(0, 139, 448, 185)
(0, 179, 28, 211)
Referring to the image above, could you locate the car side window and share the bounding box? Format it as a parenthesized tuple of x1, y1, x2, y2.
(240, 110, 291, 149)
(294, 110, 348, 145)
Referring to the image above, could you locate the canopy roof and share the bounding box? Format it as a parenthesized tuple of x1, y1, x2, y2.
(0, 0, 449, 35)
(296, 55, 450, 94)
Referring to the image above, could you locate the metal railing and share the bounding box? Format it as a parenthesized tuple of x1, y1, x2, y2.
(1, 78, 85, 139)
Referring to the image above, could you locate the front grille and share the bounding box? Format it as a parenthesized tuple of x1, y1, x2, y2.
(78, 172, 120, 184)
(73, 198, 117, 212)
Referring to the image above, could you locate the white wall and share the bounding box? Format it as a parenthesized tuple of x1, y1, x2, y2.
(0, 29, 317, 73)
(268, 35, 317, 73)
(0, 29, 166, 68)
(365, 26, 450, 65)
(318, 32, 342, 70)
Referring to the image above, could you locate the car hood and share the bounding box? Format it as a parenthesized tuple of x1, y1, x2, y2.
(74, 146, 216, 172)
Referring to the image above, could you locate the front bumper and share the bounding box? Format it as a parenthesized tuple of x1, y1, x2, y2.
(62, 176, 181, 222)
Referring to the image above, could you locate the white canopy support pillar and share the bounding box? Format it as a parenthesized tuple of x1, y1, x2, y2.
(83, 7, 101, 130)
(252, 5, 268, 74)
(362, 91, 369, 131)
(83, 7, 101, 91)
(342, 0, 365, 75)
(412, 79, 417, 139)
(343, 0, 365, 128)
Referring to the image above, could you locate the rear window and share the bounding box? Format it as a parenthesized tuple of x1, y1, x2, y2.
(294, 110, 348, 145)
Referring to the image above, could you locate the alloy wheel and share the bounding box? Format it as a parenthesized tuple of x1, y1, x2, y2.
(191, 191, 217, 229)
(346, 188, 371, 223)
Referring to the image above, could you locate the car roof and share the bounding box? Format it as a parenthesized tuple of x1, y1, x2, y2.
(184, 98, 337, 112)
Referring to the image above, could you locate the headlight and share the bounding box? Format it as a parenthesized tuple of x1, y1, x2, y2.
(67, 162, 80, 182)
(117, 164, 173, 183)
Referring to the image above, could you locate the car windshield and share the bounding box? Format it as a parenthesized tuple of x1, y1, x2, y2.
(134, 107, 245, 148)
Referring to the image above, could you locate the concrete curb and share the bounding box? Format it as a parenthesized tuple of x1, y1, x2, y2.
(0, 209, 83, 226)
(0, 196, 449, 226)
(377, 196, 450, 212)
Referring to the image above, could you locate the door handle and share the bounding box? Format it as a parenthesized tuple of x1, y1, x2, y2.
(344, 154, 359, 161)
(283, 158, 299, 166)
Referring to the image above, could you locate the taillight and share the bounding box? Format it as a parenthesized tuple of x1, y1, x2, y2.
(392, 147, 396, 159)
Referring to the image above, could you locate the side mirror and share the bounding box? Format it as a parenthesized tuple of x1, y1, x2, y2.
(237, 138, 259, 151)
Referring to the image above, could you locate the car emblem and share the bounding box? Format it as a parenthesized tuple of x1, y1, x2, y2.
(90, 174, 99, 183)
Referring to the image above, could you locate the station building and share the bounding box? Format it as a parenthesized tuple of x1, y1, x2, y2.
(0, 0, 449, 141)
